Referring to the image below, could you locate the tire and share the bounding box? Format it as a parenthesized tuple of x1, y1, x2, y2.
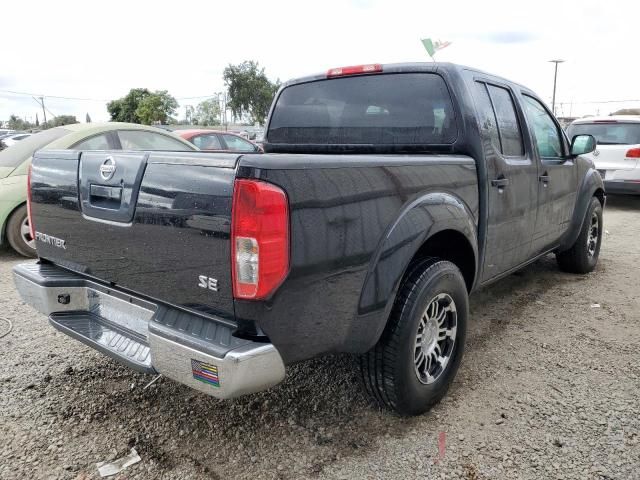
(360, 258, 468, 416)
(6, 205, 36, 258)
(556, 197, 602, 274)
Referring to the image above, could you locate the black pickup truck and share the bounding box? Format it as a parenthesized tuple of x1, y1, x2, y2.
(14, 63, 604, 415)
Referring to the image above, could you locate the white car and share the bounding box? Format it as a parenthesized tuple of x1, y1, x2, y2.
(567, 116, 640, 195)
(0, 133, 32, 149)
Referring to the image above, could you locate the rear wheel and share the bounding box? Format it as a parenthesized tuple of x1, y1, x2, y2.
(360, 258, 468, 416)
(556, 197, 602, 274)
(6, 205, 36, 258)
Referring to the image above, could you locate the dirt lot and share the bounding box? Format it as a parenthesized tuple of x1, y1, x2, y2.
(1, 195, 639, 480)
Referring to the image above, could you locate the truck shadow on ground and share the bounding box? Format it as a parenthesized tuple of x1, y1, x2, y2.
(22, 253, 585, 478)
(0, 245, 24, 261)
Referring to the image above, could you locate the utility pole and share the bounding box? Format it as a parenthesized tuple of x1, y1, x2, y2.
(216, 92, 223, 126)
(549, 60, 565, 116)
(33, 96, 47, 126)
(217, 92, 228, 130)
(224, 92, 228, 131)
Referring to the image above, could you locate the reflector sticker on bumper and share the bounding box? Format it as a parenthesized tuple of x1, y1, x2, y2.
(191, 359, 220, 387)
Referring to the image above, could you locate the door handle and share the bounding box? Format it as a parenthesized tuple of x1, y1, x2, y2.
(539, 173, 550, 186)
(491, 178, 509, 188)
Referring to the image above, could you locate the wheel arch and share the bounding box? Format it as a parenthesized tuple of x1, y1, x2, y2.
(558, 168, 605, 252)
(352, 191, 478, 353)
(1, 201, 27, 246)
(411, 229, 476, 291)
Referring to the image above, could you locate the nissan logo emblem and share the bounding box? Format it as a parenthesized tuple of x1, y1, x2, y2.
(99, 157, 116, 181)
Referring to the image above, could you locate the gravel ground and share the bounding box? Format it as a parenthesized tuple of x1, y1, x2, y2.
(1, 195, 639, 480)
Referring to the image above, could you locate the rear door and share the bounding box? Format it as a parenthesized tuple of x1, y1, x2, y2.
(521, 94, 578, 254)
(30, 150, 239, 319)
(473, 80, 539, 281)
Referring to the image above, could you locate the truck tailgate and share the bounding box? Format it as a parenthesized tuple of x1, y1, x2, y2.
(30, 150, 238, 319)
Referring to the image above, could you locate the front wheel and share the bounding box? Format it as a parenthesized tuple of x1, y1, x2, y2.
(556, 197, 603, 274)
(360, 258, 468, 416)
(6, 205, 37, 258)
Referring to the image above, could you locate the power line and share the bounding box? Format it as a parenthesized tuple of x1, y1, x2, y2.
(0, 89, 222, 102)
(558, 99, 640, 105)
(175, 94, 219, 100)
(0, 89, 108, 102)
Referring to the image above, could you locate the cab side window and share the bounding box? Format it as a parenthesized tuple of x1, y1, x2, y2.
(474, 82, 524, 157)
(522, 95, 564, 159)
(486, 85, 524, 157)
(474, 82, 501, 154)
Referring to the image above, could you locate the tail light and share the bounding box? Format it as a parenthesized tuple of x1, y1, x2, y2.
(231, 179, 289, 300)
(327, 64, 382, 78)
(625, 148, 640, 158)
(26, 164, 35, 241)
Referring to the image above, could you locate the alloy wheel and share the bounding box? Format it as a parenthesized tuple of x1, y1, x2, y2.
(414, 293, 457, 384)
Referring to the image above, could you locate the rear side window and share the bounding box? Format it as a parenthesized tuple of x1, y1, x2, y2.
(567, 122, 640, 145)
(73, 133, 110, 150)
(268, 73, 457, 146)
(118, 130, 193, 151)
(192, 134, 222, 150)
(486, 85, 524, 157)
(222, 134, 256, 152)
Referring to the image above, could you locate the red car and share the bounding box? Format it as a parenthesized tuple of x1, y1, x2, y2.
(176, 129, 262, 152)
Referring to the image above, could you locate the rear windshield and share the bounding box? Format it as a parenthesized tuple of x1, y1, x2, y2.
(567, 122, 640, 145)
(0, 127, 70, 168)
(267, 73, 457, 147)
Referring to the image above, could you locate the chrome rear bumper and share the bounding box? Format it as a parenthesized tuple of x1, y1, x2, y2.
(12, 263, 285, 399)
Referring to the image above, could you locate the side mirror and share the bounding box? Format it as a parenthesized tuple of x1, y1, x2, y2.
(570, 134, 596, 156)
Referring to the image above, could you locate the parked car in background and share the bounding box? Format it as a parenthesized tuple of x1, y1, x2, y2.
(177, 129, 262, 152)
(0, 122, 196, 257)
(0, 132, 20, 146)
(567, 116, 640, 194)
(0, 133, 31, 150)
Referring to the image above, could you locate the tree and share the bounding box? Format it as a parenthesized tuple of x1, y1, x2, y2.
(611, 108, 640, 116)
(135, 90, 178, 125)
(7, 115, 33, 130)
(184, 105, 195, 125)
(107, 89, 178, 125)
(107, 88, 151, 123)
(223, 61, 280, 125)
(193, 98, 221, 126)
(46, 115, 79, 128)
(86, 113, 92, 123)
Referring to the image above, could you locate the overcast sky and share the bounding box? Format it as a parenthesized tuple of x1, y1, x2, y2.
(2, 0, 638, 123)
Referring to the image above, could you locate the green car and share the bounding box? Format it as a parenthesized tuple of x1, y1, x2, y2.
(0, 122, 197, 257)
